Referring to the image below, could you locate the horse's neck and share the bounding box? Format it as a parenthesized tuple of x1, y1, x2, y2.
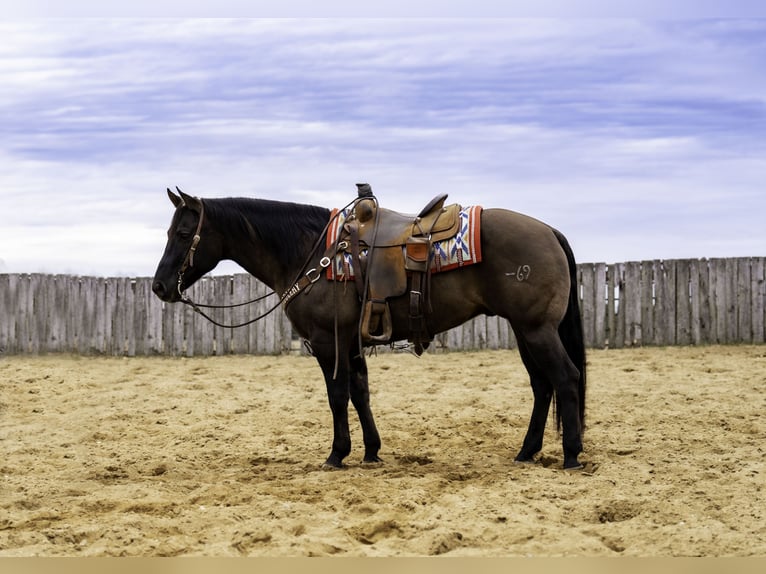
(213, 199, 327, 293)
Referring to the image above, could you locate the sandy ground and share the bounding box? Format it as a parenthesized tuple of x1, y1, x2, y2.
(1, 345, 764, 557)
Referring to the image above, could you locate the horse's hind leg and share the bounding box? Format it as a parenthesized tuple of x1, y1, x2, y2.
(349, 351, 382, 463)
(515, 326, 583, 469)
(514, 335, 554, 463)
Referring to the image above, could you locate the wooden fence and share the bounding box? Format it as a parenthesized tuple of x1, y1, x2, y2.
(0, 274, 291, 356)
(0, 257, 764, 356)
(577, 257, 765, 349)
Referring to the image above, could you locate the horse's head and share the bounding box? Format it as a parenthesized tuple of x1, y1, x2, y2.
(152, 187, 223, 302)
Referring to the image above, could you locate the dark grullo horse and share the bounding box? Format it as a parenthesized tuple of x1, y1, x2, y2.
(152, 187, 587, 470)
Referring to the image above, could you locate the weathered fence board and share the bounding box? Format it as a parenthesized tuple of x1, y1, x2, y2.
(624, 261, 642, 346)
(578, 263, 597, 348)
(1, 257, 764, 356)
(753, 258, 765, 344)
(736, 259, 751, 343)
(676, 261, 692, 346)
(688, 259, 702, 345)
(609, 262, 624, 348)
(639, 260, 654, 347)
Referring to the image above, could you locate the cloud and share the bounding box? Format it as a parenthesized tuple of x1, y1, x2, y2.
(0, 18, 764, 275)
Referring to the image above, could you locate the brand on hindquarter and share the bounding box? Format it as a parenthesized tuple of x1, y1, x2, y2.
(505, 264, 531, 282)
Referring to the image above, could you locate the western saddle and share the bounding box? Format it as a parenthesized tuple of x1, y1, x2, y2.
(335, 183, 463, 355)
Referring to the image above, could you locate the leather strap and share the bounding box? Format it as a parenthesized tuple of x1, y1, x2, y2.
(347, 222, 366, 297)
(176, 198, 206, 298)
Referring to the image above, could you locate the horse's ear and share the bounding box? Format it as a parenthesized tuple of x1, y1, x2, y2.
(167, 187, 184, 208)
(176, 187, 202, 213)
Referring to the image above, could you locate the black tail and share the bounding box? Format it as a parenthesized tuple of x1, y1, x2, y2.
(552, 229, 587, 432)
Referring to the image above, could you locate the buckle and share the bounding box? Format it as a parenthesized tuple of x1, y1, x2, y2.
(306, 268, 321, 284)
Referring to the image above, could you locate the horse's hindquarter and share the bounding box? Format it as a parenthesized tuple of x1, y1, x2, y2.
(412, 208, 572, 335)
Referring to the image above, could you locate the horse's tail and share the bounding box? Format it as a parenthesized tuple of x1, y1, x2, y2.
(552, 229, 586, 433)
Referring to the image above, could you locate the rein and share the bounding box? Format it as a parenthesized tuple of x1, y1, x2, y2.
(175, 193, 363, 329)
(174, 194, 282, 328)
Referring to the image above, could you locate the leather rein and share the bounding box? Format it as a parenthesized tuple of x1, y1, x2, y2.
(175, 194, 361, 329)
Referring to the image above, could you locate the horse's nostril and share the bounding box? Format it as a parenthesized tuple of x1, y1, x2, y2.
(152, 280, 166, 297)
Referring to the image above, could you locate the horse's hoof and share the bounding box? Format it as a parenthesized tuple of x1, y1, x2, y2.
(361, 456, 384, 466)
(321, 455, 344, 470)
(563, 460, 584, 471)
(513, 450, 537, 464)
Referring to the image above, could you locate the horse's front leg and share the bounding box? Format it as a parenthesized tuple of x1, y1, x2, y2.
(349, 351, 382, 463)
(313, 340, 352, 468)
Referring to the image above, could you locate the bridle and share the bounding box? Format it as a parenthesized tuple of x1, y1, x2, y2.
(176, 196, 206, 298)
(173, 192, 361, 330)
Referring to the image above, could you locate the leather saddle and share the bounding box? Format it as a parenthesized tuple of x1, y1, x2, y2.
(338, 184, 462, 354)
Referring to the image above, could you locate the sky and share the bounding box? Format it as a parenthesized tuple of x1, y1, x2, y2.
(1, 16, 765, 277)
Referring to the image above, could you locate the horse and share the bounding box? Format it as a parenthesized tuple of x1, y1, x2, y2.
(152, 187, 587, 470)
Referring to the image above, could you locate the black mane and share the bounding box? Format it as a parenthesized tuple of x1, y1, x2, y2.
(203, 197, 331, 264)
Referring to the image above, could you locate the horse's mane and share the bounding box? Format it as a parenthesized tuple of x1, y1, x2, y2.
(203, 197, 331, 263)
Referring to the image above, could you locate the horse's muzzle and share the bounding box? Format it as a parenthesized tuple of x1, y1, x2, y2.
(152, 279, 176, 302)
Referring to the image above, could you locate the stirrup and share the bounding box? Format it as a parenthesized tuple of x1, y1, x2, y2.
(361, 300, 393, 343)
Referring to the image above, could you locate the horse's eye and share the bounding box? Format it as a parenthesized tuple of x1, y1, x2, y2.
(177, 230, 192, 240)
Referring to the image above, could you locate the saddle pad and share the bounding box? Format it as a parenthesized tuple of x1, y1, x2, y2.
(325, 205, 483, 280)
